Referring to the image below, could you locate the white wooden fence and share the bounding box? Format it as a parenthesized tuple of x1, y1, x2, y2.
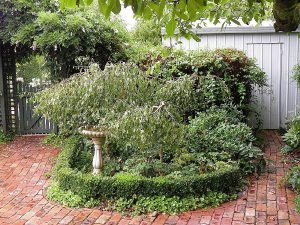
(163, 26, 300, 129)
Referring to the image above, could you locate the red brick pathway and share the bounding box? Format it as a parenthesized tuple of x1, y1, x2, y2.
(0, 131, 300, 225)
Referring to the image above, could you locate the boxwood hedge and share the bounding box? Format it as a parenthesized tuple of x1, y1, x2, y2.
(51, 136, 243, 201)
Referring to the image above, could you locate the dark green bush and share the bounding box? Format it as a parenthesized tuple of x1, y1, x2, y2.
(186, 107, 264, 174)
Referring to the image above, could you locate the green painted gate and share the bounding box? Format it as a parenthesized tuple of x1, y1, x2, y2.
(18, 84, 57, 135)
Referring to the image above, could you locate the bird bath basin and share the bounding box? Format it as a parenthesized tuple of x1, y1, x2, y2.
(79, 129, 107, 175)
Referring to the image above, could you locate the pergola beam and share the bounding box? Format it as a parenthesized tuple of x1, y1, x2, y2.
(0, 42, 7, 133)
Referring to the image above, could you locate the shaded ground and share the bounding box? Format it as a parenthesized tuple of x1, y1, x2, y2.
(0, 131, 299, 225)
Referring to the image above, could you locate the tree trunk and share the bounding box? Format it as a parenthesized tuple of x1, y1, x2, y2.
(159, 147, 163, 163)
(273, 0, 300, 32)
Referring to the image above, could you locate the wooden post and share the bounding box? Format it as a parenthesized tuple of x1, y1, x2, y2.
(0, 43, 6, 133)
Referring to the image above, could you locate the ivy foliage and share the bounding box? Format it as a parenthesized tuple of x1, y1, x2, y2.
(138, 48, 267, 115)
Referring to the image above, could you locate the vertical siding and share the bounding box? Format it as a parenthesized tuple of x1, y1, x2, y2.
(166, 31, 300, 129)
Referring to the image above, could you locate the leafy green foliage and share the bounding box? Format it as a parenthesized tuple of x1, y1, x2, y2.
(48, 179, 235, 214)
(293, 63, 300, 87)
(287, 165, 300, 212)
(0, 129, 13, 144)
(13, 9, 130, 80)
(108, 192, 235, 215)
(283, 117, 300, 149)
(186, 107, 265, 175)
(283, 116, 300, 212)
(49, 136, 243, 202)
(34, 60, 232, 159)
(47, 182, 86, 207)
(47, 181, 101, 208)
(34, 49, 266, 137)
(16, 55, 50, 84)
(1, 1, 132, 80)
(57, 0, 280, 39)
(288, 166, 300, 191)
(138, 48, 267, 116)
(132, 19, 162, 47)
(0, 0, 56, 44)
(39, 49, 265, 213)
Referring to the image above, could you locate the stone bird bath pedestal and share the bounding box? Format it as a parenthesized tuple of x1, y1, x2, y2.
(79, 129, 106, 175)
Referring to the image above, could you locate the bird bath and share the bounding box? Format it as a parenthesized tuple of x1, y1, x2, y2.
(80, 129, 107, 175)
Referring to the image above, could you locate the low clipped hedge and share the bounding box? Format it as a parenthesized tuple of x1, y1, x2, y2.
(57, 167, 241, 200)
(51, 136, 243, 201)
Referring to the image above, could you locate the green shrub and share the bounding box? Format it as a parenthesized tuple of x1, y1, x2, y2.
(296, 196, 300, 213)
(287, 165, 300, 212)
(38, 49, 266, 213)
(13, 8, 131, 80)
(138, 48, 267, 115)
(34, 63, 232, 161)
(186, 107, 264, 174)
(282, 112, 300, 213)
(34, 48, 266, 137)
(293, 63, 300, 86)
(0, 129, 13, 144)
(288, 166, 300, 191)
(57, 167, 241, 200)
(283, 117, 300, 149)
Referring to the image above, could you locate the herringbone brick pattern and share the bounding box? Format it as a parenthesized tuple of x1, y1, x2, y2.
(0, 131, 299, 224)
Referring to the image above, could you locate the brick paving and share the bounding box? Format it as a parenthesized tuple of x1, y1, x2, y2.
(0, 131, 300, 225)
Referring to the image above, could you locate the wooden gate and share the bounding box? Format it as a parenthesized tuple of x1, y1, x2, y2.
(18, 84, 57, 135)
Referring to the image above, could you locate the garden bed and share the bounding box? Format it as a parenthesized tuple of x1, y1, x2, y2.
(36, 48, 267, 214)
(46, 135, 243, 214)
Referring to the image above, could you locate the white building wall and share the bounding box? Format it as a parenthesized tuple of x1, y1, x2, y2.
(163, 30, 300, 129)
